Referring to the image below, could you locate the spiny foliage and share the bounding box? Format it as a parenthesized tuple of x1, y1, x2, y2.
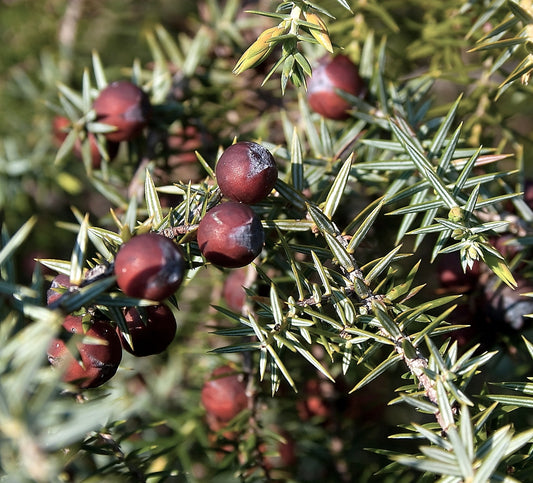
(1, 1, 533, 481)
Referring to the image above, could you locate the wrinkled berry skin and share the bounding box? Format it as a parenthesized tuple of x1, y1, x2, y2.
(201, 366, 248, 422)
(118, 305, 177, 357)
(114, 233, 186, 301)
(197, 202, 264, 268)
(47, 315, 122, 389)
(93, 81, 151, 142)
(307, 55, 365, 120)
(216, 142, 278, 204)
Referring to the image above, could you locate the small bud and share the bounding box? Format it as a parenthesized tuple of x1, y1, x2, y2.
(233, 25, 287, 75)
(448, 206, 464, 223)
(304, 12, 333, 53)
(467, 244, 480, 261)
(452, 228, 464, 240)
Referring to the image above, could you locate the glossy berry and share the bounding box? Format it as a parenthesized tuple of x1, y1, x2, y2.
(197, 202, 264, 268)
(201, 365, 248, 422)
(117, 305, 177, 357)
(93, 81, 151, 142)
(47, 315, 122, 389)
(216, 141, 278, 204)
(114, 233, 186, 301)
(307, 55, 365, 120)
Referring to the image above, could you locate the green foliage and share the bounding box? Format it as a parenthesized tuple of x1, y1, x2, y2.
(1, 1, 533, 481)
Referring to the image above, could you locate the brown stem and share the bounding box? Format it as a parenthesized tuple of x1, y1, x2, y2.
(397, 346, 448, 432)
(307, 208, 448, 430)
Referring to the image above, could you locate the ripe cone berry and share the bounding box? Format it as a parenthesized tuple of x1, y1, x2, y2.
(52, 115, 70, 146)
(47, 315, 122, 389)
(118, 305, 177, 357)
(114, 233, 186, 301)
(215, 141, 278, 204)
(201, 365, 249, 422)
(307, 55, 365, 120)
(93, 81, 151, 142)
(197, 202, 265, 268)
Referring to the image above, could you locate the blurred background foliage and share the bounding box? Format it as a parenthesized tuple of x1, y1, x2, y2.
(1, 0, 533, 481)
(0, 0, 196, 277)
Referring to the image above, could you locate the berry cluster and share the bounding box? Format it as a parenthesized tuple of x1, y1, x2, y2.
(47, 232, 184, 388)
(46, 141, 277, 389)
(197, 141, 277, 268)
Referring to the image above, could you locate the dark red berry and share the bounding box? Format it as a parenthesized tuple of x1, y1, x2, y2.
(307, 55, 365, 120)
(93, 81, 151, 142)
(216, 141, 278, 204)
(114, 233, 186, 301)
(47, 315, 122, 389)
(117, 305, 177, 357)
(201, 365, 248, 422)
(197, 202, 264, 268)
